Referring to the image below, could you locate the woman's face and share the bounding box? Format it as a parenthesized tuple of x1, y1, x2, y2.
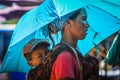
(70, 8, 89, 40)
(28, 48, 46, 67)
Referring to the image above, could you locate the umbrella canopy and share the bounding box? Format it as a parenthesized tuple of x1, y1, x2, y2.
(78, 5, 120, 55)
(80, 0, 120, 18)
(74, 0, 120, 55)
(0, 0, 120, 73)
(91, 0, 120, 19)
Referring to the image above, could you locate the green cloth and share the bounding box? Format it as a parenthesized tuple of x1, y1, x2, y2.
(104, 31, 120, 66)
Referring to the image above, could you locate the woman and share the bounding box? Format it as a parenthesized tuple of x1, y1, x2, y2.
(50, 7, 99, 80)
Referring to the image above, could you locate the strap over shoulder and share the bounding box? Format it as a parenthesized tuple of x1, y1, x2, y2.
(51, 43, 75, 65)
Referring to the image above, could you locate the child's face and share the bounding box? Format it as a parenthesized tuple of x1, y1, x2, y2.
(27, 48, 47, 67)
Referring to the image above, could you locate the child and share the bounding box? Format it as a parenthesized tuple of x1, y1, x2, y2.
(23, 38, 51, 80)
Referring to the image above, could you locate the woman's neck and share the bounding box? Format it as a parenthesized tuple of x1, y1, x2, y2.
(61, 36, 77, 48)
(61, 24, 78, 48)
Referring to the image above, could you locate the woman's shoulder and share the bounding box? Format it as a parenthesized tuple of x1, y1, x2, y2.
(58, 51, 74, 58)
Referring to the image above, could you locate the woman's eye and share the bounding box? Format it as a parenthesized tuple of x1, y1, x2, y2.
(83, 19, 86, 21)
(82, 18, 86, 21)
(82, 16, 87, 21)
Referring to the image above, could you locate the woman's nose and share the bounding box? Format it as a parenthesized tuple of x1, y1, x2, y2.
(86, 21, 89, 28)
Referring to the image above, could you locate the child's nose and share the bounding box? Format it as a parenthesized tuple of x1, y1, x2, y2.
(28, 61, 32, 66)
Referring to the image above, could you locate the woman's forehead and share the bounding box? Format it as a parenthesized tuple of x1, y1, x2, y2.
(75, 12, 87, 21)
(79, 8, 87, 16)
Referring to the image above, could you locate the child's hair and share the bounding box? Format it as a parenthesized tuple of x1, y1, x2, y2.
(32, 43, 49, 51)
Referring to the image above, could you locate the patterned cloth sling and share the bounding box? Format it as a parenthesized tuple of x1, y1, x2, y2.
(27, 43, 99, 80)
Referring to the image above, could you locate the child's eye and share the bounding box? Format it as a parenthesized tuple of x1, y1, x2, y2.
(27, 57, 32, 61)
(38, 54, 42, 58)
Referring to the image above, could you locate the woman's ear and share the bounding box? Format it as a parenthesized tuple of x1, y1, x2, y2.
(48, 23, 57, 34)
(66, 19, 71, 27)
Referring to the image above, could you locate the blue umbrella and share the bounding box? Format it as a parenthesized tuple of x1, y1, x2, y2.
(77, 0, 120, 55)
(0, 0, 86, 73)
(0, 0, 120, 73)
(78, 5, 120, 55)
(91, 0, 120, 19)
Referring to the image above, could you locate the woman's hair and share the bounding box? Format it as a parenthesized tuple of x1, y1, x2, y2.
(48, 26, 55, 47)
(69, 7, 86, 20)
(69, 7, 85, 20)
(69, 9, 81, 20)
(42, 25, 55, 47)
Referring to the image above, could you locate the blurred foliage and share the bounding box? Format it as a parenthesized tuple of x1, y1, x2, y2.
(2, 18, 19, 24)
